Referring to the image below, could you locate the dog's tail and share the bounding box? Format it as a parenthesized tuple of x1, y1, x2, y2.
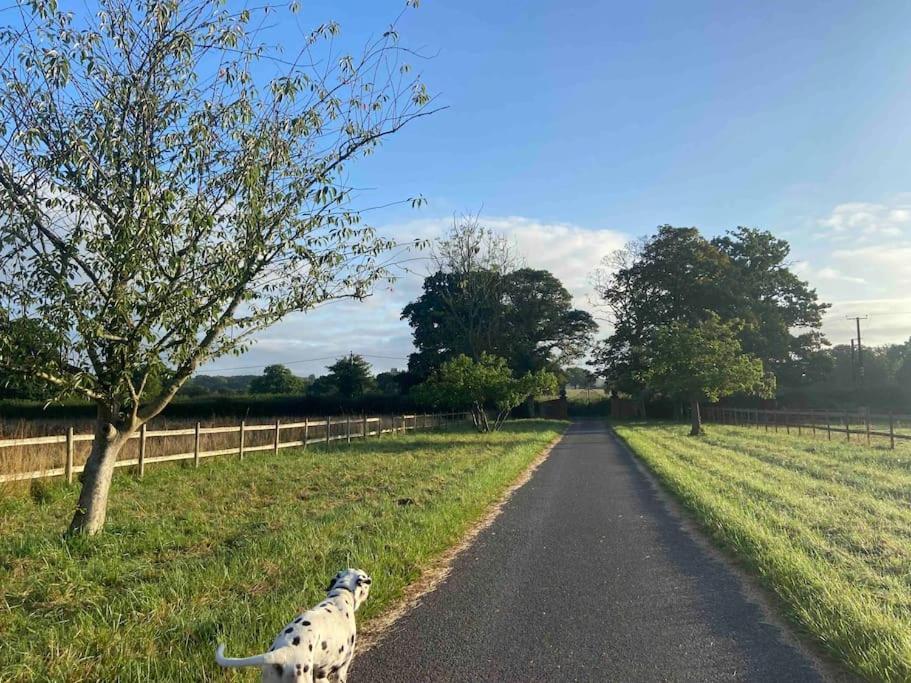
(215, 643, 284, 668)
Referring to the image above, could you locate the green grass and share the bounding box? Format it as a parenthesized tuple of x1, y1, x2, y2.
(613, 420, 911, 682)
(0, 420, 565, 682)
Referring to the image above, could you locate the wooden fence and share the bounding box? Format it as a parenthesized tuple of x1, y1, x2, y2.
(0, 412, 469, 484)
(704, 406, 911, 449)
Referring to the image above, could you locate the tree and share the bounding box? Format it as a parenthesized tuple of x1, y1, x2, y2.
(403, 220, 595, 378)
(0, 0, 437, 534)
(564, 367, 596, 390)
(402, 216, 519, 376)
(375, 369, 405, 396)
(502, 269, 597, 374)
(414, 354, 557, 432)
(249, 365, 307, 395)
(324, 354, 375, 399)
(592, 226, 828, 401)
(641, 316, 775, 436)
(0, 313, 62, 400)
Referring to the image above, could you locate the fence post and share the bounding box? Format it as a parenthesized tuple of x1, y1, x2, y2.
(139, 423, 147, 478)
(346, 415, 351, 445)
(797, 413, 802, 436)
(239, 420, 246, 460)
(326, 417, 331, 445)
(362, 414, 368, 439)
(865, 408, 871, 446)
(826, 412, 831, 441)
(786, 412, 790, 435)
(194, 421, 201, 468)
(845, 411, 850, 442)
(890, 411, 896, 450)
(274, 419, 281, 454)
(65, 426, 74, 484)
(304, 417, 309, 448)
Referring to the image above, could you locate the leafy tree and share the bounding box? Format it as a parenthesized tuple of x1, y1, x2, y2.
(403, 221, 595, 378)
(403, 217, 518, 376)
(415, 354, 557, 432)
(324, 354, 375, 399)
(503, 269, 597, 373)
(564, 367, 596, 390)
(375, 369, 405, 396)
(592, 226, 828, 403)
(249, 365, 307, 395)
(0, 314, 62, 400)
(641, 316, 775, 436)
(0, 0, 436, 534)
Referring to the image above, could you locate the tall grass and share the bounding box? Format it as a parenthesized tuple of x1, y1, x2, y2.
(614, 420, 911, 681)
(0, 420, 565, 682)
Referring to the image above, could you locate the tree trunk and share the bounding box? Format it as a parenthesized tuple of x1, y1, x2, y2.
(68, 411, 132, 536)
(689, 397, 703, 436)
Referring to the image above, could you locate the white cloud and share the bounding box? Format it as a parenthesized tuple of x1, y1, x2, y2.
(818, 201, 911, 237)
(202, 215, 627, 375)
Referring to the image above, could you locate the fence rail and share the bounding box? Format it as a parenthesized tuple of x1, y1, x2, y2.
(704, 406, 911, 449)
(0, 412, 469, 484)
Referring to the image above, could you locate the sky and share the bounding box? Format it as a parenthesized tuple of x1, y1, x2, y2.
(204, 0, 911, 376)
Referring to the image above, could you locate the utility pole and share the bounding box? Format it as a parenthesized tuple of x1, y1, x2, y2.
(846, 316, 867, 385)
(850, 338, 856, 385)
(846, 316, 868, 407)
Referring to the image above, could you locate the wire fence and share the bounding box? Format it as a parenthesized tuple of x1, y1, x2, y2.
(704, 406, 911, 449)
(0, 412, 470, 485)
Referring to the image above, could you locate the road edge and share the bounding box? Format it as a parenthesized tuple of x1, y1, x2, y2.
(607, 420, 860, 683)
(355, 427, 567, 654)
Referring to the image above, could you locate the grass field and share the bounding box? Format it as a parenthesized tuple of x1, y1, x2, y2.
(0, 420, 565, 682)
(613, 420, 911, 682)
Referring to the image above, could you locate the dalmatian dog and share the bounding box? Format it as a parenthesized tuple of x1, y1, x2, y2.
(216, 568, 372, 682)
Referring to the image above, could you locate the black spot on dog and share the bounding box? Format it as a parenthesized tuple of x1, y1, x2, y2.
(321, 640, 328, 650)
(324, 606, 332, 612)
(302, 620, 310, 626)
(273, 663, 283, 676)
(350, 634, 355, 643)
(303, 665, 310, 673)
(308, 643, 313, 651)
(285, 627, 293, 634)
(292, 636, 301, 646)
(339, 645, 345, 653)
(330, 665, 339, 674)
(294, 617, 302, 623)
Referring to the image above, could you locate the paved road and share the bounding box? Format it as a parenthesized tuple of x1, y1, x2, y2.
(352, 421, 845, 682)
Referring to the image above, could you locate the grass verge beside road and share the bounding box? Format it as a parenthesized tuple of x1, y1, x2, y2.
(613, 420, 911, 682)
(0, 420, 565, 682)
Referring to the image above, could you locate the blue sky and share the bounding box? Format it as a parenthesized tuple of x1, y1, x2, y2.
(205, 0, 911, 375)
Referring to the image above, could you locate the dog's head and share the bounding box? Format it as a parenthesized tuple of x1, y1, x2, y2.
(327, 567, 373, 610)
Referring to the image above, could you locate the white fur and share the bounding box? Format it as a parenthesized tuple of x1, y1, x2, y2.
(216, 568, 372, 682)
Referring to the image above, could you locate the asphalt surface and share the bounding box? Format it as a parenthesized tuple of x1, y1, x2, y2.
(351, 421, 843, 682)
